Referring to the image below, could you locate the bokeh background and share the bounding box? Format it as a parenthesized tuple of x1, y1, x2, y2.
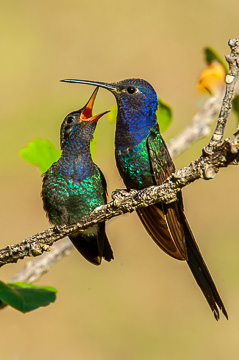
(1, 1, 238, 359)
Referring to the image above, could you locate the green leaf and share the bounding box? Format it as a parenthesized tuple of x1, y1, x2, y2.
(90, 127, 97, 161)
(156, 98, 172, 133)
(0, 281, 57, 313)
(20, 138, 60, 173)
(232, 95, 239, 123)
(204, 47, 228, 72)
(107, 106, 118, 124)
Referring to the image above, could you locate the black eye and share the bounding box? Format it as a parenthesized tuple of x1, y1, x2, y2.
(126, 86, 136, 94)
(66, 116, 74, 124)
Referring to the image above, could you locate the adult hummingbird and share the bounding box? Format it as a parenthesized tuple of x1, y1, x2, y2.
(42, 87, 114, 265)
(61, 78, 227, 320)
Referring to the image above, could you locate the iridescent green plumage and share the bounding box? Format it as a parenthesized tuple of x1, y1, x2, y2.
(42, 89, 113, 265)
(116, 138, 151, 189)
(42, 170, 105, 224)
(116, 127, 165, 189)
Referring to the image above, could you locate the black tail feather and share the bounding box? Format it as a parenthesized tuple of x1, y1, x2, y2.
(69, 222, 114, 265)
(182, 214, 228, 320)
(69, 233, 102, 265)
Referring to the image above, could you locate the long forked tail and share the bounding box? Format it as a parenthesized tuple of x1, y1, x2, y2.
(182, 214, 228, 320)
(137, 202, 228, 320)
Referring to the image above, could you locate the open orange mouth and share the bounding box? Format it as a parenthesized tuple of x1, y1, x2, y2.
(79, 87, 109, 122)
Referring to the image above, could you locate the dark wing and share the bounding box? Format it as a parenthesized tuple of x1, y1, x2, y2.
(136, 204, 186, 260)
(137, 126, 188, 260)
(98, 167, 114, 261)
(98, 168, 108, 198)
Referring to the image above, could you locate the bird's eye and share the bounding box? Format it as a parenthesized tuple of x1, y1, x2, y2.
(126, 86, 136, 94)
(66, 116, 74, 124)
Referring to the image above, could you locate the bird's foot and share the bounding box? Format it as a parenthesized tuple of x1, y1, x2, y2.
(53, 225, 61, 234)
(111, 188, 130, 201)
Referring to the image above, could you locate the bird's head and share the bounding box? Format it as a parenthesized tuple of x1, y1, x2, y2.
(61, 78, 158, 124)
(60, 87, 108, 149)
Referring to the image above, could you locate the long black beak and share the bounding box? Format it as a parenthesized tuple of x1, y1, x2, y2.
(60, 79, 118, 92)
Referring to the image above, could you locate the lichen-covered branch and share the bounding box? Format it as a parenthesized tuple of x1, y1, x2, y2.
(1, 38, 238, 275)
(204, 39, 239, 155)
(0, 130, 238, 269)
(9, 238, 73, 283)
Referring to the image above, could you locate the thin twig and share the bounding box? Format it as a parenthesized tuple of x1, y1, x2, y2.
(10, 238, 73, 283)
(204, 39, 239, 154)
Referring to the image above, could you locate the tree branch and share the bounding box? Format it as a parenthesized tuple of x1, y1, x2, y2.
(9, 238, 73, 283)
(2, 38, 239, 278)
(1, 130, 238, 269)
(204, 39, 239, 155)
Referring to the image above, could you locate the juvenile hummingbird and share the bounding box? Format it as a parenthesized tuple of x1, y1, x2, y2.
(61, 78, 227, 320)
(42, 88, 113, 265)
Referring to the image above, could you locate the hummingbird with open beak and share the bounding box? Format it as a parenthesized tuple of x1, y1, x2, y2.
(42, 87, 114, 265)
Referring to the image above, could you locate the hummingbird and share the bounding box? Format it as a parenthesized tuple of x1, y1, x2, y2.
(42, 87, 114, 265)
(61, 78, 228, 320)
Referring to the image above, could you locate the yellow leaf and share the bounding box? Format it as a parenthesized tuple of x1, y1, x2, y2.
(196, 61, 226, 95)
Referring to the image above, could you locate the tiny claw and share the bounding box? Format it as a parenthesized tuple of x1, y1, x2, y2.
(111, 189, 130, 201)
(53, 225, 61, 234)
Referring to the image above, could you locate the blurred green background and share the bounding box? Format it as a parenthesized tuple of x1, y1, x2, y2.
(0, 1, 238, 359)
